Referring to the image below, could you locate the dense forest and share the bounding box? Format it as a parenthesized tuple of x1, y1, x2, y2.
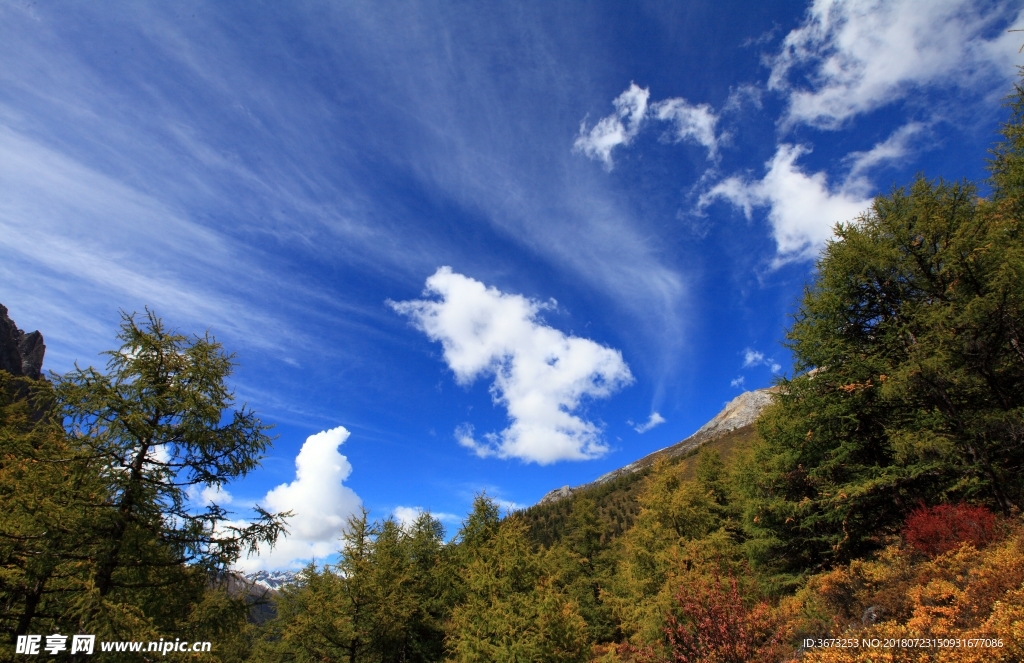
(4, 77, 1024, 662)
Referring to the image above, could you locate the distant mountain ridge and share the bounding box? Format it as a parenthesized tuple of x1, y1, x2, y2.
(244, 569, 298, 591)
(536, 388, 775, 506)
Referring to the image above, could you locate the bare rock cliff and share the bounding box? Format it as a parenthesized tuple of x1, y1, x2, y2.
(0, 304, 45, 379)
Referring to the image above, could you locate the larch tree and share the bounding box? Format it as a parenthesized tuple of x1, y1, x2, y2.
(52, 311, 288, 642)
(746, 76, 1024, 573)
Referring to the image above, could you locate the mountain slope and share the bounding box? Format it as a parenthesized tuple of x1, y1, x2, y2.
(519, 388, 773, 547)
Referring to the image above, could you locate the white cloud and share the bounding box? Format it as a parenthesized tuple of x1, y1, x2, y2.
(741, 348, 782, 374)
(574, 83, 650, 168)
(742, 349, 766, 368)
(723, 84, 763, 113)
(844, 121, 927, 184)
(393, 506, 423, 530)
(699, 119, 929, 263)
(575, 85, 723, 167)
(730, 376, 746, 389)
(393, 506, 459, 530)
(235, 426, 362, 572)
(652, 98, 722, 160)
(188, 483, 233, 507)
(700, 143, 873, 263)
(632, 412, 667, 434)
(769, 0, 1024, 129)
(391, 267, 633, 464)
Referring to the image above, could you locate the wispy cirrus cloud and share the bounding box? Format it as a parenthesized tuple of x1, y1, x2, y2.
(391, 267, 633, 464)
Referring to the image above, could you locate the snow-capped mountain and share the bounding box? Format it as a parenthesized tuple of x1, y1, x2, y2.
(244, 570, 298, 591)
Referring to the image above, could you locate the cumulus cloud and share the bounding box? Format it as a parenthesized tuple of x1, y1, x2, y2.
(393, 506, 460, 530)
(769, 0, 1024, 128)
(574, 83, 650, 168)
(632, 412, 667, 434)
(235, 426, 362, 572)
(189, 483, 233, 506)
(700, 143, 873, 262)
(391, 267, 634, 464)
(699, 118, 931, 263)
(730, 376, 746, 389)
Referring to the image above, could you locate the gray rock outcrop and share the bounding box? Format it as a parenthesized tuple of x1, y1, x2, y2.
(0, 304, 45, 379)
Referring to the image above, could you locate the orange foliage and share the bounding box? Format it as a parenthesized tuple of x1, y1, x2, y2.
(790, 519, 1024, 662)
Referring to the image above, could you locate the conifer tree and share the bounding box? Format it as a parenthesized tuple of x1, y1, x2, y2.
(547, 498, 616, 643)
(0, 374, 109, 645)
(59, 311, 285, 649)
(746, 75, 1024, 572)
(446, 511, 589, 663)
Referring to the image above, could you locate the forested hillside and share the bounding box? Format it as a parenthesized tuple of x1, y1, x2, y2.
(4, 76, 1024, 662)
(520, 422, 761, 549)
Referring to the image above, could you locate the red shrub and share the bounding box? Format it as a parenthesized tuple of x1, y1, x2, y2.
(902, 503, 997, 556)
(623, 575, 782, 663)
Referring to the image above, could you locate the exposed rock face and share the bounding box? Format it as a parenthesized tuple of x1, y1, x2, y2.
(535, 388, 776, 506)
(537, 485, 575, 506)
(0, 304, 45, 379)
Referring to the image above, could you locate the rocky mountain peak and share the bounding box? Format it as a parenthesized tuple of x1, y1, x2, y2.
(0, 304, 45, 380)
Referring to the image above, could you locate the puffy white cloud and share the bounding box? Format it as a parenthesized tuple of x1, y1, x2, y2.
(698, 120, 929, 262)
(189, 483, 233, 506)
(632, 412, 667, 434)
(730, 376, 746, 389)
(700, 143, 873, 262)
(235, 426, 362, 572)
(393, 506, 424, 530)
(652, 98, 721, 159)
(574, 83, 650, 168)
(392, 506, 460, 530)
(391, 267, 633, 464)
(769, 0, 1023, 129)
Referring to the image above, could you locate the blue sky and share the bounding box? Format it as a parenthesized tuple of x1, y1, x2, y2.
(2, 0, 1021, 570)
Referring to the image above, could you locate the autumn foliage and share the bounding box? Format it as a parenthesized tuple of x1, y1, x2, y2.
(622, 575, 783, 663)
(902, 504, 998, 556)
(794, 520, 1024, 662)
